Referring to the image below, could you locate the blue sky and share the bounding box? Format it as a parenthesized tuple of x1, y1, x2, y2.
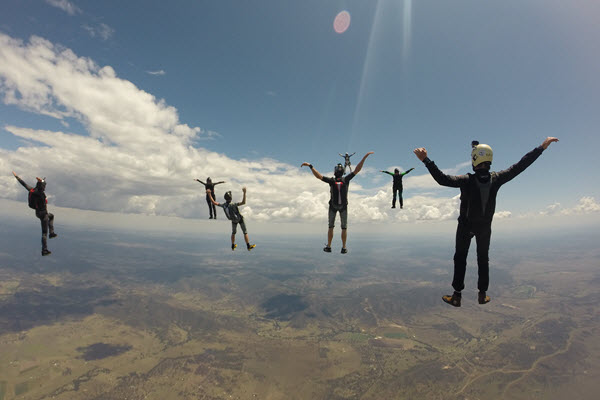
(0, 0, 599, 227)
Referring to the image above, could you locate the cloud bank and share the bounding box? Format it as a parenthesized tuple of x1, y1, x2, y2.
(0, 34, 597, 226)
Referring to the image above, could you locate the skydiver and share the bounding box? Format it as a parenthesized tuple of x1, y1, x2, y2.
(413, 137, 559, 307)
(339, 152, 356, 173)
(381, 167, 415, 209)
(302, 151, 374, 254)
(207, 187, 256, 251)
(196, 177, 225, 219)
(12, 171, 58, 256)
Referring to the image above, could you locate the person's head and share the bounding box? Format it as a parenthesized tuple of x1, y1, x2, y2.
(394, 168, 400, 175)
(334, 163, 345, 178)
(345, 152, 349, 157)
(224, 191, 232, 203)
(471, 141, 492, 171)
(35, 177, 46, 191)
(206, 177, 212, 184)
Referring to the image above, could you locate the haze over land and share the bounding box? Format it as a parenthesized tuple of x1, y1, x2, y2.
(0, 216, 598, 399)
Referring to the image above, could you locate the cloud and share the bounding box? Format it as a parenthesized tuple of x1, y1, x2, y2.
(2, 33, 594, 227)
(82, 23, 115, 41)
(146, 70, 166, 76)
(46, 0, 81, 15)
(538, 197, 600, 216)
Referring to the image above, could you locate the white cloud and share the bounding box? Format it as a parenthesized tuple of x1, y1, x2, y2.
(146, 70, 166, 76)
(538, 197, 600, 216)
(82, 23, 114, 41)
(46, 0, 81, 15)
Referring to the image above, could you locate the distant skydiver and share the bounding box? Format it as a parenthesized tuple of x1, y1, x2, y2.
(207, 187, 256, 251)
(12, 171, 58, 256)
(196, 177, 225, 219)
(413, 137, 559, 307)
(339, 152, 356, 173)
(302, 151, 374, 254)
(381, 167, 415, 209)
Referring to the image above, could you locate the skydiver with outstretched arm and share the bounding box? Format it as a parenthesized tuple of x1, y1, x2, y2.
(339, 152, 356, 173)
(207, 187, 255, 251)
(413, 137, 559, 307)
(381, 167, 415, 209)
(302, 151, 374, 254)
(12, 171, 58, 256)
(196, 177, 225, 219)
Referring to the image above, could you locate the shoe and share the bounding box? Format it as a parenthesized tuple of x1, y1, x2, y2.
(247, 244, 256, 251)
(341, 248, 348, 254)
(478, 291, 490, 304)
(42, 249, 52, 256)
(209, 216, 213, 219)
(49, 233, 58, 238)
(323, 246, 332, 253)
(391, 205, 396, 208)
(231, 244, 237, 251)
(442, 292, 461, 307)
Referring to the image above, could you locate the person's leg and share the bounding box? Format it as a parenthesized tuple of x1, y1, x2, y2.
(38, 212, 50, 254)
(452, 223, 473, 293)
(326, 207, 336, 249)
(231, 222, 237, 249)
(340, 208, 348, 251)
(211, 202, 217, 219)
(206, 195, 213, 218)
(475, 224, 492, 294)
(48, 213, 55, 235)
(392, 186, 397, 208)
(399, 187, 404, 209)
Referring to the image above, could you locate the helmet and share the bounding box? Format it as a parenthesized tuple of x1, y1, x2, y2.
(394, 168, 399, 174)
(471, 142, 493, 167)
(206, 177, 212, 184)
(224, 191, 232, 202)
(36, 177, 46, 191)
(334, 163, 344, 178)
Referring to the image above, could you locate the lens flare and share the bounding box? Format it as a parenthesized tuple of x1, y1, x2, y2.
(333, 11, 351, 34)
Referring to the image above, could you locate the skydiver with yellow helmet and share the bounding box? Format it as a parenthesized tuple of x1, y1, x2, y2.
(413, 137, 559, 307)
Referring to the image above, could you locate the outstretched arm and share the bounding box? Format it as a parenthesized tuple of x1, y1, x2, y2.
(301, 163, 324, 180)
(196, 179, 206, 186)
(206, 189, 219, 206)
(350, 152, 356, 157)
(380, 170, 393, 176)
(402, 167, 415, 176)
(13, 171, 33, 191)
(239, 187, 247, 206)
(214, 181, 225, 185)
(495, 137, 559, 185)
(413, 148, 467, 188)
(353, 152, 374, 175)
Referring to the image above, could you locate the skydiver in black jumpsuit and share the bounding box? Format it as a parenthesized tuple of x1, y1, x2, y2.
(381, 167, 414, 208)
(13, 172, 58, 256)
(414, 137, 559, 307)
(196, 177, 225, 219)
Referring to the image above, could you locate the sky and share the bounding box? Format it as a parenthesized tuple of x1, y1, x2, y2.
(0, 0, 599, 231)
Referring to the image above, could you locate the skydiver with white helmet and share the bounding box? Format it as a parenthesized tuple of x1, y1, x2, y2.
(339, 152, 356, 173)
(302, 151, 374, 254)
(413, 137, 559, 307)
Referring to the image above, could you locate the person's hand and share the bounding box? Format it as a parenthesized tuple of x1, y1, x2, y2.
(301, 162, 311, 168)
(206, 189, 211, 194)
(413, 148, 428, 161)
(541, 137, 559, 150)
(12, 171, 17, 177)
(242, 187, 247, 193)
(365, 151, 374, 157)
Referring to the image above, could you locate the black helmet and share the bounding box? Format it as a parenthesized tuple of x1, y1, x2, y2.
(334, 163, 344, 178)
(224, 191, 232, 202)
(394, 168, 399, 174)
(206, 177, 212, 184)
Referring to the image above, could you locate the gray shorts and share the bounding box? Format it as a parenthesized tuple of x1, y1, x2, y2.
(232, 218, 247, 235)
(328, 206, 348, 229)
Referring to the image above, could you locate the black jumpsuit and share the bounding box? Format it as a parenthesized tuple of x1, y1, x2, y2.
(14, 175, 55, 252)
(422, 146, 544, 292)
(382, 168, 414, 208)
(197, 180, 224, 218)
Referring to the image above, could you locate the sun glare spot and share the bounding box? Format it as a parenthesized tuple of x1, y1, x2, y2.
(334, 10, 351, 34)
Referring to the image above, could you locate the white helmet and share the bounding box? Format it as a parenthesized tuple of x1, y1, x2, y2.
(471, 142, 493, 167)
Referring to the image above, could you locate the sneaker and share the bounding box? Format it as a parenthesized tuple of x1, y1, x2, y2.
(442, 292, 461, 307)
(478, 292, 490, 304)
(231, 244, 237, 251)
(323, 245, 332, 253)
(247, 244, 256, 251)
(49, 233, 58, 238)
(341, 248, 348, 254)
(42, 249, 52, 256)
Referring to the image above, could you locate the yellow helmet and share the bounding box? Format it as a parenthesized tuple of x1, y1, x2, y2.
(471, 143, 493, 167)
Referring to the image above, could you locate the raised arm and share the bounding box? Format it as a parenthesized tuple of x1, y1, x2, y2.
(206, 189, 219, 206)
(353, 151, 374, 175)
(301, 163, 324, 180)
(13, 171, 33, 191)
(196, 179, 206, 186)
(350, 152, 356, 157)
(239, 187, 247, 206)
(380, 170, 394, 176)
(413, 148, 467, 188)
(402, 167, 415, 176)
(495, 137, 558, 185)
(214, 181, 225, 185)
